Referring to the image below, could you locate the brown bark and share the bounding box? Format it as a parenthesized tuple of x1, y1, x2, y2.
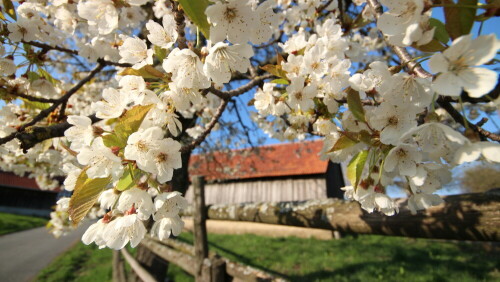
(193, 176, 209, 281)
(112, 250, 126, 282)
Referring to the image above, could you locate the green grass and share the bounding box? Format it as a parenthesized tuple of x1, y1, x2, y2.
(0, 212, 48, 235)
(37, 233, 500, 282)
(37, 243, 113, 282)
(174, 233, 500, 282)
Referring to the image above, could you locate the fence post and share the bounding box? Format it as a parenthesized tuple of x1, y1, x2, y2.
(112, 250, 126, 282)
(193, 176, 210, 281)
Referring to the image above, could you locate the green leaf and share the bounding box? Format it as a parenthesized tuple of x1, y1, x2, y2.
(260, 64, 287, 79)
(328, 135, 358, 153)
(21, 98, 50, 110)
(119, 65, 166, 79)
(358, 130, 373, 146)
(347, 150, 369, 189)
(414, 39, 446, 53)
(444, 0, 478, 40)
(114, 104, 154, 143)
(27, 71, 41, 83)
(116, 168, 135, 191)
(177, 0, 211, 38)
(2, 0, 16, 20)
(38, 68, 60, 85)
(154, 45, 168, 63)
(346, 88, 366, 122)
(270, 78, 289, 85)
(429, 18, 450, 44)
(68, 168, 112, 225)
(102, 133, 126, 149)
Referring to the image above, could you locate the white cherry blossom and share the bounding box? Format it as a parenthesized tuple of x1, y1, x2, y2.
(77, 137, 123, 179)
(117, 188, 155, 221)
(77, 0, 118, 35)
(429, 34, 500, 97)
(205, 0, 256, 44)
(103, 214, 146, 250)
(384, 144, 422, 177)
(204, 42, 254, 85)
(119, 37, 154, 69)
(146, 15, 178, 49)
(163, 48, 210, 89)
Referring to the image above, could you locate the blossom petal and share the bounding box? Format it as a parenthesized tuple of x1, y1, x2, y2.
(432, 72, 463, 96)
(459, 68, 498, 98)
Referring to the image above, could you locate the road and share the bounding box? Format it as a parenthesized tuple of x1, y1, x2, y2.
(0, 222, 90, 282)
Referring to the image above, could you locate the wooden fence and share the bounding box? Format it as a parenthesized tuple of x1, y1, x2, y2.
(114, 177, 500, 281)
(113, 176, 286, 282)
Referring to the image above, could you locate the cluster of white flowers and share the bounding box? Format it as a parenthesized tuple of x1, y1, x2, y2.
(1, 0, 500, 249)
(82, 190, 186, 249)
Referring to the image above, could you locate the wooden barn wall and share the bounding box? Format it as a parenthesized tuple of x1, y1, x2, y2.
(184, 177, 327, 205)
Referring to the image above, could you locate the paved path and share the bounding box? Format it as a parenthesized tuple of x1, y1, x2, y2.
(0, 222, 90, 282)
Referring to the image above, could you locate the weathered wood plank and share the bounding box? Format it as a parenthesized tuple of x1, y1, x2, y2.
(112, 250, 126, 282)
(183, 192, 500, 241)
(145, 236, 286, 281)
(192, 176, 209, 281)
(140, 238, 197, 276)
(120, 249, 156, 282)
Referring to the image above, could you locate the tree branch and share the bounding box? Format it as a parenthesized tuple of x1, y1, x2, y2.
(3, 90, 59, 103)
(0, 64, 105, 147)
(207, 74, 274, 100)
(437, 98, 500, 142)
(172, 1, 188, 49)
(15, 115, 101, 153)
(22, 41, 132, 68)
(180, 99, 229, 153)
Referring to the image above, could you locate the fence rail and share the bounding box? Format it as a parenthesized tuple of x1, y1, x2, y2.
(183, 191, 500, 242)
(115, 178, 500, 282)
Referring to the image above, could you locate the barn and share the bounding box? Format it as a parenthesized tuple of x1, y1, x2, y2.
(0, 171, 59, 217)
(185, 141, 346, 205)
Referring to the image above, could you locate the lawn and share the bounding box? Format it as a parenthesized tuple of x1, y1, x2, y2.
(37, 243, 113, 282)
(37, 232, 500, 282)
(0, 212, 48, 236)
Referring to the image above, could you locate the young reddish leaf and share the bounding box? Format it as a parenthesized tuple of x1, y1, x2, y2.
(68, 168, 111, 225)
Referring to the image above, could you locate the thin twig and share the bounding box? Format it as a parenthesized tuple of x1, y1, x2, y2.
(6, 91, 59, 103)
(208, 74, 274, 100)
(180, 99, 229, 153)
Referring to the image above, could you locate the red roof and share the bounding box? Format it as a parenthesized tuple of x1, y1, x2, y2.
(188, 141, 328, 182)
(0, 171, 41, 190)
